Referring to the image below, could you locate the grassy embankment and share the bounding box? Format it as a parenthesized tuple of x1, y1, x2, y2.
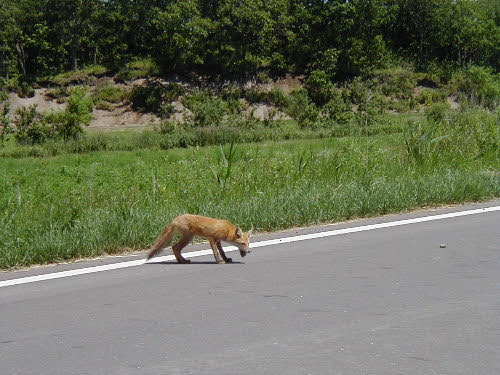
(1, 110, 498, 269)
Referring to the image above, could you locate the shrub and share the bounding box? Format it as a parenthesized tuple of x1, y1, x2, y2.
(43, 86, 93, 140)
(448, 66, 499, 110)
(286, 89, 319, 128)
(157, 119, 180, 135)
(13, 87, 93, 144)
(66, 86, 93, 124)
(241, 87, 289, 109)
(372, 67, 417, 100)
(0, 102, 13, 145)
(182, 91, 228, 127)
(268, 87, 289, 108)
(14, 105, 52, 145)
(304, 69, 334, 106)
(43, 111, 84, 140)
(129, 80, 183, 118)
(94, 100, 114, 111)
(425, 102, 450, 123)
(417, 88, 447, 106)
(0, 90, 9, 102)
(242, 88, 267, 104)
(322, 91, 354, 125)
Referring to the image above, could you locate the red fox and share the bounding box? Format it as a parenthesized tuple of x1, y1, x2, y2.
(147, 214, 253, 264)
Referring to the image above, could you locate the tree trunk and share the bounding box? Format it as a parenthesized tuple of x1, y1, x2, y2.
(71, 36, 78, 71)
(14, 42, 26, 75)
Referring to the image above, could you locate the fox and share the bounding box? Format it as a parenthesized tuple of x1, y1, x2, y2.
(147, 214, 253, 264)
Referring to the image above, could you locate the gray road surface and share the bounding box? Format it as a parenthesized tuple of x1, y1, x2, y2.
(1, 202, 499, 375)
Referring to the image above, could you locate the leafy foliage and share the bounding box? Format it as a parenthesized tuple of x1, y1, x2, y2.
(12, 86, 93, 144)
(0, 1, 497, 82)
(129, 80, 183, 118)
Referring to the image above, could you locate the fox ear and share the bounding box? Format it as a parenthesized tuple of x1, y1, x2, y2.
(236, 227, 242, 237)
(247, 228, 253, 236)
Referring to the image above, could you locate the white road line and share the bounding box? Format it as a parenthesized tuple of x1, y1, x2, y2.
(1, 206, 499, 288)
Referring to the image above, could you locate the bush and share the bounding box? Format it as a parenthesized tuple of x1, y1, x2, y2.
(268, 88, 289, 108)
(44, 111, 84, 140)
(304, 69, 334, 106)
(322, 91, 354, 125)
(347, 79, 386, 126)
(182, 91, 228, 127)
(129, 80, 183, 118)
(43, 86, 93, 140)
(448, 66, 499, 110)
(13, 87, 93, 144)
(286, 90, 319, 128)
(14, 105, 52, 145)
(0, 102, 13, 145)
(66, 86, 93, 125)
(372, 67, 417, 100)
(156, 119, 180, 135)
(417, 88, 447, 106)
(425, 102, 450, 123)
(94, 100, 114, 111)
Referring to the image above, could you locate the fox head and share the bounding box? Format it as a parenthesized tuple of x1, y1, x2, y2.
(234, 227, 253, 257)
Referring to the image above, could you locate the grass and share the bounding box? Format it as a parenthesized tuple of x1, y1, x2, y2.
(44, 65, 108, 86)
(1, 128, 498, 269)
(0, 114, 409, 158)
(116, 58, 160, 81)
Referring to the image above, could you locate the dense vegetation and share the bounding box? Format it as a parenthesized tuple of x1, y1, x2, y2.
(0, 0, 498, 81)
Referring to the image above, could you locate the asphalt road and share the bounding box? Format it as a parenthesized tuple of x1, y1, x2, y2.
(1, 202, 499, 375)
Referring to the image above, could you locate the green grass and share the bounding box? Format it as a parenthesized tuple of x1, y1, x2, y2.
(0, 115, 408, 158)
(116, 58, 160, 81)
(1, 130, 498, 269)
(44, 65, 108, 86)
(93, 84, 127, 104)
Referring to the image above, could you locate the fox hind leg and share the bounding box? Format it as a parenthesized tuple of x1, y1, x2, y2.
(172, 233, 194, 264)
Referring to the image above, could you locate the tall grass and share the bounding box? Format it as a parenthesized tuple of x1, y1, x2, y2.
(1, 125, 498, 269)
(0, 115, 408, 158)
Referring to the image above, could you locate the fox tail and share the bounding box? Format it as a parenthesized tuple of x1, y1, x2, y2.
(147, 224, 175, 260)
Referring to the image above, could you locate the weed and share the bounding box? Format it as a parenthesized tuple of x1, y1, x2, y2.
(403, 121, 451, 164)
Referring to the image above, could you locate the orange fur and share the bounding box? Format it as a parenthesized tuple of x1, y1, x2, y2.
(147, 214, 252, 264)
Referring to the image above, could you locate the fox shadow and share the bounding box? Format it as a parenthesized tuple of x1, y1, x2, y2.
(146, 260, 244, 265)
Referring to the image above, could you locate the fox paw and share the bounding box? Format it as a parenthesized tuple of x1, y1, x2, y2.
(225, 258, 232, 263)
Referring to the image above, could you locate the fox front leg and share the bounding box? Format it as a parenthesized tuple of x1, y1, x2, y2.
(209, 239, 224, 264)
(216, 241, 232, 263)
